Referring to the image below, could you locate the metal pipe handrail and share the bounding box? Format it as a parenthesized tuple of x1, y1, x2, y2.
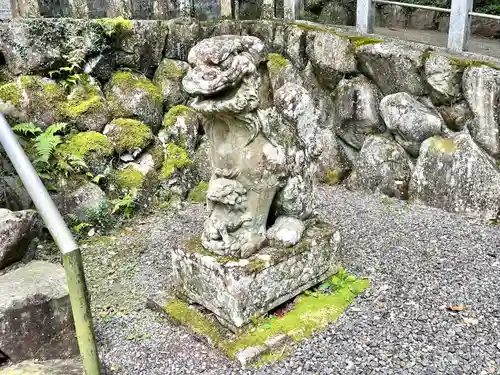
(372, 0, 450, 13)
(0, 113, 101, 375)
(469, 11, 500, 21)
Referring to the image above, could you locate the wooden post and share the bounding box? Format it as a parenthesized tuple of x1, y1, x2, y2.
(448, 0, 473, 52)
(284, 0, 303, 20)
(261, 0, 274, 19)
(356, 0, 375, 34)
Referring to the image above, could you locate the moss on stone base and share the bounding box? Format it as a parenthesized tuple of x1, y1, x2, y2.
(450, 57, 500, 70)
(63, 76, 105, 119)
(110, 71, 163, 105)
(96, 16, 133, 37)
(109, 118, 153, 154)
(321, 169, 342, 186)
(115, 166, 145, 190)
(428, 137, 457, 154)
(155, 59, 188, 81)
(164, 269, 369, 365)
(349, 36, 384, 49)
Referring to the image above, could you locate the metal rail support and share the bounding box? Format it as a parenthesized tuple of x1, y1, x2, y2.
(0, 114, 101, 375)
(284, 0, 303, 20)
(357, 0, 375, 34)
(448, 0, 474, 53)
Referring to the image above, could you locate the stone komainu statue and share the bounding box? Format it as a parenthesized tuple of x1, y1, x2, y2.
(182, 35, 322, 258)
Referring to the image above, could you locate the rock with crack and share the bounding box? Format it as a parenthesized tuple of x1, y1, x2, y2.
(0, 209, 39, 270)
(423, 53, 464, 105)
(153, 59, 190, 110)
(380, 92, 445, 156)
(333, 75, 385, 149)
(358, 42, 427, 96)
(346, 135, 414, 200)
(409, 133, 500, 218)
(463, 66, 500, 158)
(0, 261, 78, 363)
(437, 101, 473, 132)
(182, 35, 322, 259)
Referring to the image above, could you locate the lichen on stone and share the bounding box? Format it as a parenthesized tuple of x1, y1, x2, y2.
(57, 131, 114, 160)
(110, 71, 163, 105)
(428, 136, 457, 154)
(163, 105, 194, 128)
(187, 181, 208, 203)
(107, 118, 153, 155)
(114, 166, 145, 190)
(160, 143, 192, 179)
(267, 53, 289, 75)
(321, 169, 341, 186)
(0, 82, 21, 105)
(155, 59, 188, 81)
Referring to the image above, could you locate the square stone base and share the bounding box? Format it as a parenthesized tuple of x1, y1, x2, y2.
(171, 220, 340, 330)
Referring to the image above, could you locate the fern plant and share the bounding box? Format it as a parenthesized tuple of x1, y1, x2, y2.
(111, 188, 139, 219)
(12, 122, 87, 183)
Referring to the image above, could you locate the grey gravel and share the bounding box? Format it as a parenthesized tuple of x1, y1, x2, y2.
(90, 185, 500, 375)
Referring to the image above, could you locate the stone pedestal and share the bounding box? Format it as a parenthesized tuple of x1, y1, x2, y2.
(172, 220, 340, 330)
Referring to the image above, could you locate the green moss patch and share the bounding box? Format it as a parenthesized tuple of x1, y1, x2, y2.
(163, 105, 194, 128)
(109, 118, 153, 154)
(349, 36, 384, 49)
(0, 82, 21, 105)
(96, 16, 133, 37)
(155, 59, 188, 81)
(57, 131, 114, 159)
(115, 166, 145, 190)
(111, 71, 163, 105)
(450, 57, 500, 70)
(321, 169, 342, 186)
(160, 143, 192, 179)
(64, 76, 106, 118)
(187, 181, 208, 203)
(267, 53, 289, 76)
(164, 268, 369, 365)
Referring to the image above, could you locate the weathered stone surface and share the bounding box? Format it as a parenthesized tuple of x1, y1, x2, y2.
(115, 20, 169, 73)
(463, 66, 500, 158)
(0, 176, 32, 211)
(165, 18, 203, 61)
(376, 4, 407, 28)
(153, 59, 190, 110)
(409, 133, 500, 218)
(191, 137, 212, 183)
(0, 261, 78, 362)
(424, 53, 464, 104)
(53, 180, 108, 222)
(0, 359, 83, 375)
(318, 2, 354, 25)
(173, 221, 339, 329)
(333, 75, 384, 149)
(347, 135, 414, 200)
(0, 209, 38, 270)
(266, 216, 305, 247)
(316, 129, 353, 184)
(284, 26, 308, 70)
(105, 71, 163, 132)
(103, 118, 153, 159)
(358, 42, 427, 96)
(64, 75, 111, 132)
(183, 35, 319, 257)
(380, 92, 445, 156)
(438, 101, 473, 132)
(409, 9, 438, 30)
(305, 30, 357, 90)
(0, 18, 109, 75)
(159, 105, 199, 155)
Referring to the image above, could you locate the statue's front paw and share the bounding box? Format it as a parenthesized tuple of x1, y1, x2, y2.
(266, 216, 305, 248)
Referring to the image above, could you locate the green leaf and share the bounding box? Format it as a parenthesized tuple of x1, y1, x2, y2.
(261, 323, 272, 330)
(12, 123, 42, 136)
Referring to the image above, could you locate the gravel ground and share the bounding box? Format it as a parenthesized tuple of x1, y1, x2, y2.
(90, 185, 500, 375)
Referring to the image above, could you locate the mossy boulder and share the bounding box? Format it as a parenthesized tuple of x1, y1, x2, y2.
(63, 75, 111, 132)
(113, 165, 146, 192)
(153, 59, 190, 109)
(56, 131, 114, 175)
(105, 71, 163, 132)
(159, 105, 199, 155)
(103, 118, 153, 160)
(2, 76, 66, 128)
(187, 181, 208, 203)
(157, 142, 194, 198)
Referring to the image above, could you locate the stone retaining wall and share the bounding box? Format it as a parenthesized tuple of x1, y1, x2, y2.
(1, 17, 500, 221)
